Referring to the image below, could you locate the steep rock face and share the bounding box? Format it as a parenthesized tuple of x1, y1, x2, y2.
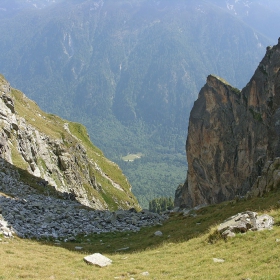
(251, 157, 280, 197)
(175, 39, 280, 209)
(0, 75, 140, 211)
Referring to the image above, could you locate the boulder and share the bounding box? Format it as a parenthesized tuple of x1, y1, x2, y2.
(218, 211, 274, 237)
(154, 231, 163, 236)
(83, 253, 112, 267)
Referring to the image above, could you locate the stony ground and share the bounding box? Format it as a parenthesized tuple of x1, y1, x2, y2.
(0, 159, 167, 240)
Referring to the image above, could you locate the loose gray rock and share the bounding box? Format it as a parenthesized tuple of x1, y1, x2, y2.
(171, 207, 180, 213)
(0, 159, 169, 239)
(255, 214, 274, 230)
(154, 231, 163, 236)
(0, 216, 14, 238)
(221, 229, 236, 238)
(218, 211, 274, 238)
(182, 209, 190, 216)
(115, 247, 129, 252)
(213, 258, 225, 263)
(83, 253, 112, 267)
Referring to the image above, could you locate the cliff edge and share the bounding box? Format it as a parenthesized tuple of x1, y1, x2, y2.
(175, 38, 280, 209)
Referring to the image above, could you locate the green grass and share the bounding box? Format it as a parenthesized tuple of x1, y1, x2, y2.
(10, 140, 29, 170)
(68, 122, 140, 210)
(1, 189, 280, 279)
(211, 74, 232, 86)
(249, 107, 263, 122)
(210, 74, 241, 95)
(4, 82, 140, 211)
(11, 89, 66, 139)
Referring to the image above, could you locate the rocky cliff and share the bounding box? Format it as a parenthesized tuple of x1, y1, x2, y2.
(0, 75, 140, 211)
(175, 38, 280, 209)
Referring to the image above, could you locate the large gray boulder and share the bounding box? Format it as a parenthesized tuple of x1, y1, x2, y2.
(218, 211, 274, 238)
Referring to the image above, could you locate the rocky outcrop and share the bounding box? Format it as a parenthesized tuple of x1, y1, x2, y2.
(175, 38, 280, 209)
(0, 75, 140, 211)
(250, 157, 280, 197)
(217, 211, 274, 238)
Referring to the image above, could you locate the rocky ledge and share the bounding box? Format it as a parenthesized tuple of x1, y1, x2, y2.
(0, 160, 167, 240)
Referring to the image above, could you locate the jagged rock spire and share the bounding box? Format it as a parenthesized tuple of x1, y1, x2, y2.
(175, 39, 280, 209)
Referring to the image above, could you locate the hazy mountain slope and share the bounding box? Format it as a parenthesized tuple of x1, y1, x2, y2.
(0, 0, 275, 207)
(212, 0, 280, 41)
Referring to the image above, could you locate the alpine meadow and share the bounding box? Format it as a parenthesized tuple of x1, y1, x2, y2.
(2, 1, 280, 279)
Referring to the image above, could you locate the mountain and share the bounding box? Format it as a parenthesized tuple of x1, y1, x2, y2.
(213, 0, 280, 41)
(175, 38, 280, 209)
(0, 0, 63, 18)
(0, 74, 140, 211)
(0, 0, 277, 207)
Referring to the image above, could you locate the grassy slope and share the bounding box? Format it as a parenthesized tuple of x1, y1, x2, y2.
(7, 81, 140, 210)
(1, 189, 280, 279)
(68, 122, 140, 210)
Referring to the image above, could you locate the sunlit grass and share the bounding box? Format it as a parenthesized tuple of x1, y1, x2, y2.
(3, 82, 140, 211)
(1, 190, 280, 279)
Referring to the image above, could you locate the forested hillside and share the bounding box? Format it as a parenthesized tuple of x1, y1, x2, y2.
(0, 0, 277, 206)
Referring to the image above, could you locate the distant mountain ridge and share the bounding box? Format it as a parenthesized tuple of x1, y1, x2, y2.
(0, 0, 277, 206)
(213, 0, 280, 41)
(0, 0, 62, 14)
